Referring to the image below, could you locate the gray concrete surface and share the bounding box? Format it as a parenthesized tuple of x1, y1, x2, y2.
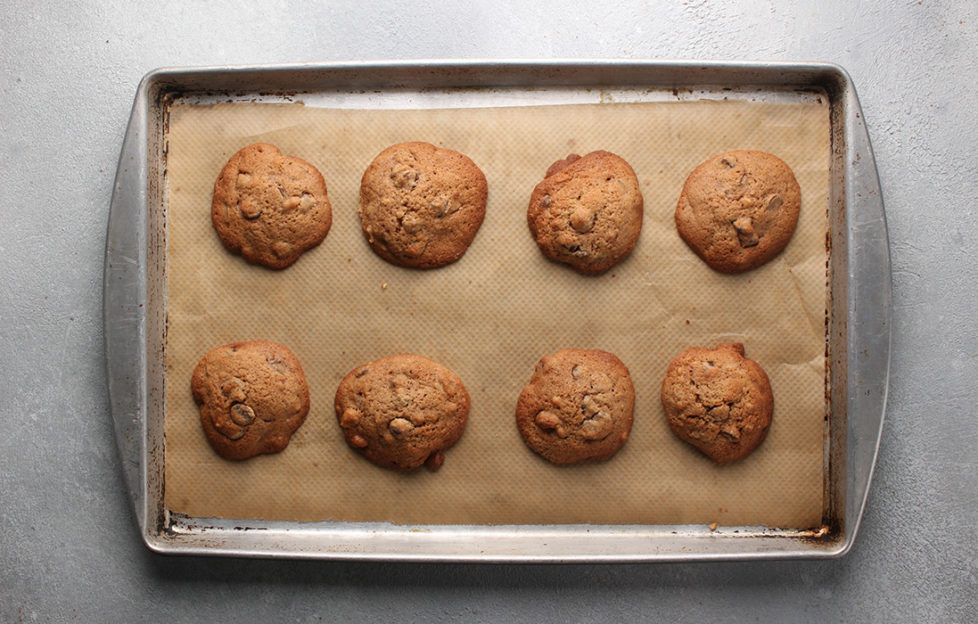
(2, 1, 976, 622)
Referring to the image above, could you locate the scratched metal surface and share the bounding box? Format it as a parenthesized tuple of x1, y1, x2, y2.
(1, 1, 975, 622)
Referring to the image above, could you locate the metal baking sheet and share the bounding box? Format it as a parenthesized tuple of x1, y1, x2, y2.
(103, 60, 890, 561)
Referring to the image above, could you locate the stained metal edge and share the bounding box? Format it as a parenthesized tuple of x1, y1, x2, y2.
(143, 514, 845, 563)
(105, 59, 888, 562)
(105, 68, 170, 549)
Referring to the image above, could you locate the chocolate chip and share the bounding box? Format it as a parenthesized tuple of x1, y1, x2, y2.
(570, 207, 596, 233)
(535, 410, 561, 430)
(229, 403, 255, 426)
(388, 417, 414, 436)
(733, 217, 759, 247)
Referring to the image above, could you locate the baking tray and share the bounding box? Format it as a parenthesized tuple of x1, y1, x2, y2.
(103, 60, 890, 561)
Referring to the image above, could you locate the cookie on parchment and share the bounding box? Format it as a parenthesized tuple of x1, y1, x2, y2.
(211, 142, 332, 269)
(191, 341, 311, 461)
(358, 142, 488, 269)
(516, 349, 635, 465)
(660, 343, 773, 463)
(675, 150, 801, 273)
(527, 151, 644, 274)
(334, 354, 470, 471)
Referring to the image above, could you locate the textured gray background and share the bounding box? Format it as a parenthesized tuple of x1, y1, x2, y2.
(2, 1, 976, 622)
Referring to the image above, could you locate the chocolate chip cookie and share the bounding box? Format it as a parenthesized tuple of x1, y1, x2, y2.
(515, 349, 635, 465)
(191, 341, 311, 461)
(334, 354, 470, 471)
(675, 150, 801, 273)
(358, 142, 488, 269)
(660, 343, 773, 463)
(527, 151, 644, 274)
(211, 143, 332, 269)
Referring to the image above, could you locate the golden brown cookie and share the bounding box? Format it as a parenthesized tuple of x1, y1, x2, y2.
(660, 343, 773, 463)
(358, 142, 488, 269)
(527, 151, 644, 274)
(515, 349, 635, 465)
(334, 354, 470, 471)
(675, 150, 801, 273)
(191, 341, 311, 461)
(211, 143, 332, 269)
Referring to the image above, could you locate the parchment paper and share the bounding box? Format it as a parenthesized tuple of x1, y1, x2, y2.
(164, 96, 829, 528)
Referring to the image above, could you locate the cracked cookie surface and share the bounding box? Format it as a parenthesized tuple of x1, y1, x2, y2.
(334, 354, 470, 471)
(358, 142, 488, 269)
(675, 150, 801, 273)
(211, 143, 332, 269)
(660, 343, 773, 463)
(191, 341, 310, 461)
(516, 349, 635, 464)
(527, 151, 644, 274)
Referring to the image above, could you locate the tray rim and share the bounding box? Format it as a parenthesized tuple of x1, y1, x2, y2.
(103, 58, 890, 562)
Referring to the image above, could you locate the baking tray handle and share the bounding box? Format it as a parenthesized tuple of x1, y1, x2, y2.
(844, 77, 891, 551)
(103, 77, 152, 530)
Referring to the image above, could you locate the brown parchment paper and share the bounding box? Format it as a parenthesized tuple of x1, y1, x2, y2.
(164, 96, 829, 528)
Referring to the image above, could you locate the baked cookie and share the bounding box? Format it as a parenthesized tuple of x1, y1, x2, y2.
(211, 143, 332, 269)
(660, 343, 773, 463)
(516, 349, 635, 464)
(675, 150, 801, 273)
(527, 151, 644, 274)
(191, 341, 311, 461)
(334, 354, 470, 471)
(358, 142, 488, 269)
